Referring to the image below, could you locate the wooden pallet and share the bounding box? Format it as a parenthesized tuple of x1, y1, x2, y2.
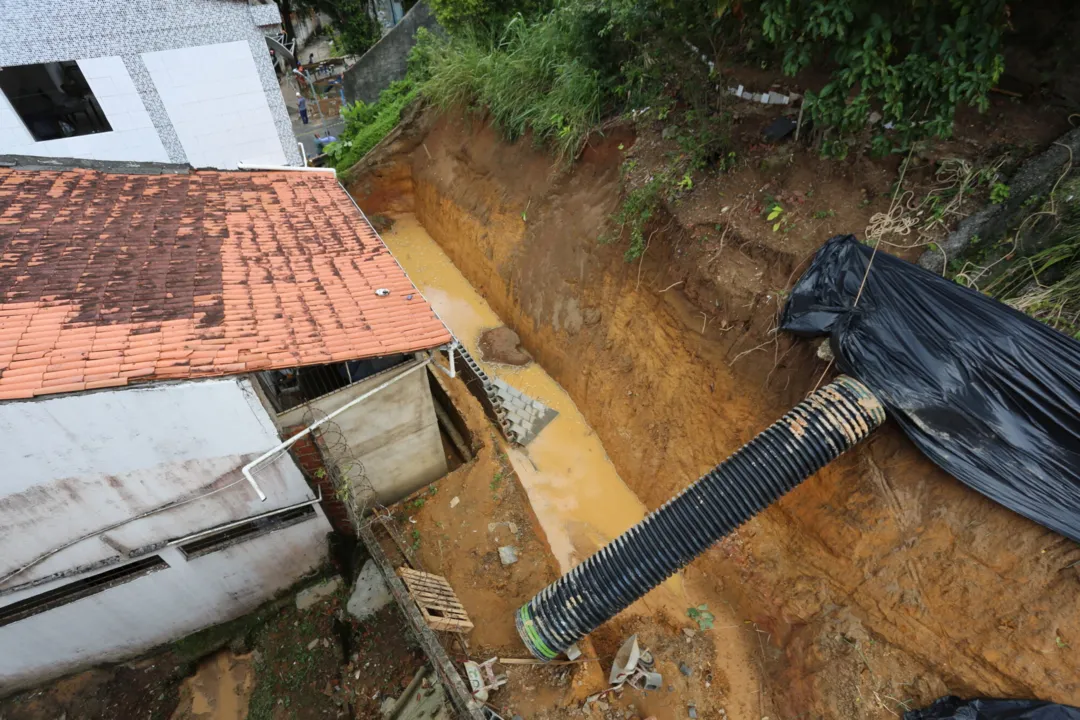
(397, 567, 475, 633)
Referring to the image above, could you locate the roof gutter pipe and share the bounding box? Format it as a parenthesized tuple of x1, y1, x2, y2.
(242, 356, 433, 501)
(236, 161, 336, 174)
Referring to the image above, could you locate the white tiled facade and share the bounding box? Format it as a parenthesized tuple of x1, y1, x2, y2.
(142, 41, 288, 167)
(0, 0, 299, 168)
(0, 56, 171, 163)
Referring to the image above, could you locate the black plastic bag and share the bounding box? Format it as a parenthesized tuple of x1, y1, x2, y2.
(780, 235, 1080, 543)
(905, 695, 1080, 719)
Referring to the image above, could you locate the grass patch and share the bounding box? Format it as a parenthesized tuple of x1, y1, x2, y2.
(419, 14, 604, 162)
(954, 173, 1080, 339)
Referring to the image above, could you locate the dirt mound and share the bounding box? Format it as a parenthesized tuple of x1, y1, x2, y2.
(349, 108, 1080, 719)
(479, 326, 533, 366)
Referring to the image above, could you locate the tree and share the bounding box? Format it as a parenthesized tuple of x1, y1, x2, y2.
(286, 0, 383, 57)
(273, 0, 299, 49)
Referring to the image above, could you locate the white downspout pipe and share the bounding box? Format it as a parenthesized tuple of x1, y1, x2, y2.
(243, 357, 433, 501)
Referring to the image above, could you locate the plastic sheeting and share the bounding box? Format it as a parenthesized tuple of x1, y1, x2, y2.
(905, 696, 1080, 719)
(780, 235, 1080, 543)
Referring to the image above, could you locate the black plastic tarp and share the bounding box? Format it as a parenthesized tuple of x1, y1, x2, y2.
(780, 235, 1080, 543)
(905, 696, 1080, 719)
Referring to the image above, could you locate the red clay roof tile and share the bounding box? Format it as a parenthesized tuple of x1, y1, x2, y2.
(0, 167, 450, 399)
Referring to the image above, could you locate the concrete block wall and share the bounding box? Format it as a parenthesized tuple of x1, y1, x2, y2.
(342, 1, 441, 105)
(451, 344, 556, 445)
(490, 378, 557, 445)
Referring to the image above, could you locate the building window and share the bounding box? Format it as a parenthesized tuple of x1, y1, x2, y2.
(0, 556, 167, 628)
(177, 505, 317, 559)
(0, 61, 111, 141)
(257, 354, 409, 413)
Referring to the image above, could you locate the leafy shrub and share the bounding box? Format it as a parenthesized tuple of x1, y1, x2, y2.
(756, 0, 1008, 154)
(324, 79, 419, 171)
(429, 0, 551, 35)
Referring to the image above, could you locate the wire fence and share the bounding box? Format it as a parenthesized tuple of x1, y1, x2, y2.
(298, 405, 378, 526)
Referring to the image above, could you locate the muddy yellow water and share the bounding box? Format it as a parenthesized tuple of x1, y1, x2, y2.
(169, 650, 253, 720)
(384, 213, 763, 720)
(385, 216, 659, 575)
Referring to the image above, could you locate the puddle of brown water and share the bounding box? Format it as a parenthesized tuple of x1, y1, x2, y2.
(170, 651, 253, 720)
(383, 214, 764, 718)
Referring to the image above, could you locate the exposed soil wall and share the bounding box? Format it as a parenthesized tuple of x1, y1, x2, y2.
(349, 111, 1080, 718)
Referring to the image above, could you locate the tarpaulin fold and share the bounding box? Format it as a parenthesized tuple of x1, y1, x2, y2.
(905, 695, 1080, 719)
(780, 235, 1080, 542)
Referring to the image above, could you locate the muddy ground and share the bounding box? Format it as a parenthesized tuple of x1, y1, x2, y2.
(0, 575, 428, 720)
(348, 94, 1080, 719)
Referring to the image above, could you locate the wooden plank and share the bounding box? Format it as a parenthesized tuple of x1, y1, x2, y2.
(411, 597, 469, 615)
(400, 572, 454, 593)
(425, 616, 474, 632)
(404, 585, 459, 604)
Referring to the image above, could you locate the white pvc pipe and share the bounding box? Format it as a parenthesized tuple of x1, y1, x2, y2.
(237, 162, 336, 175)
(449, 341, 457, 379)
(242, 357, 433, 501)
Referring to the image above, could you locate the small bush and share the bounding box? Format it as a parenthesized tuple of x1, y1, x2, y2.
(756, 0, 1008, 154)
(324, 79, 419, 171)
(429, 0, 550, 35)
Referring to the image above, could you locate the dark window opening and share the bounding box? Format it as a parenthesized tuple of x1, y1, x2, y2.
(0, 556, 166, 628)
(178, 505, 317, 559)
(0, 61, 111, 142)
(258, 354, 409, 413)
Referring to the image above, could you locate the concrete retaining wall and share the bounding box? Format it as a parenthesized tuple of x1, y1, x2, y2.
(275, 359, 448, 506)
(342, 1, 440, 105)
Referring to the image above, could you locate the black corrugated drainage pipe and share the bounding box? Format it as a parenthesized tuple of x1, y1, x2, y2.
(516, 375, 885, 661)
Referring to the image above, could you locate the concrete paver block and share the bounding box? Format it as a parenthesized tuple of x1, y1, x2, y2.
(347, 559, 393, 621)
(295, 576, 342, 610)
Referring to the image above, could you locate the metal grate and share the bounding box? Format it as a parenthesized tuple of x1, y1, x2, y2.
(0, 556, 167, 628)
(178, 505, 317, 559)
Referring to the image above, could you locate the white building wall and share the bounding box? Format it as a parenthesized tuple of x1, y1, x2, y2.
(142, 41, 288, 168)
(0, 376, 332, 690)
(0, 56, 170, 162)
(0, 0, 302, 168)
(0, 517, 327, 693)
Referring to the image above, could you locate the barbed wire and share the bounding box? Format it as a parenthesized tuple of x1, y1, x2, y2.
(297, 405, 379, 527)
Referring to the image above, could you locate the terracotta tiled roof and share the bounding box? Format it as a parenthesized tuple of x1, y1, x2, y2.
(0, 167, 451, 400)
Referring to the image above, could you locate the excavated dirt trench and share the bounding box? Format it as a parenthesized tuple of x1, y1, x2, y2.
(348, 110, 1080, 718)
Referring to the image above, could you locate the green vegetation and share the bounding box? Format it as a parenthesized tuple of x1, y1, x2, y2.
(991, 182, 1011, 205)
(278, 0, 385, 57)
(759, 0, 1008, 157)
(324, 79, 419, 171)
(418, 12, 606, 161)
(329, 0, 1014, 260)
(687, 603, 715, 631)
(429, 0, 550, 35)
(954, 173, 1080, 339)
